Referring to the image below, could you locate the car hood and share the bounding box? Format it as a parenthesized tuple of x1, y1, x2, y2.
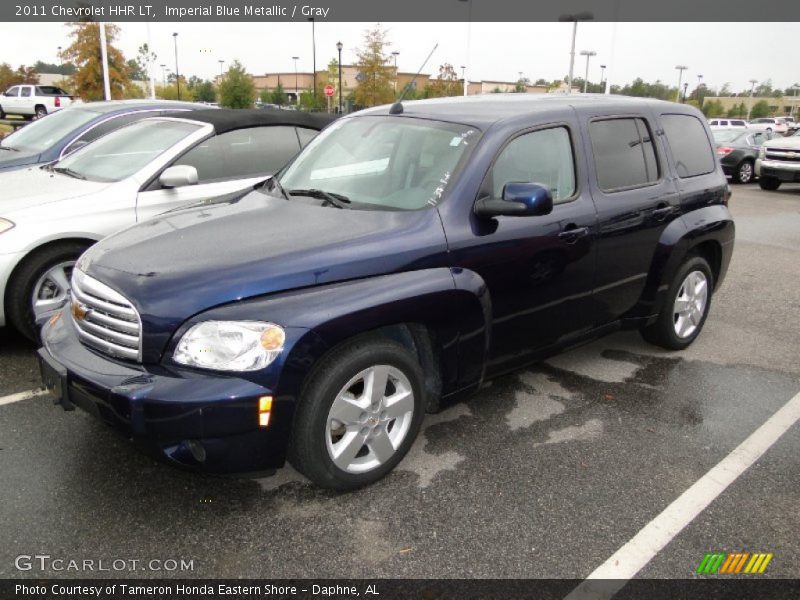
(80, 191, 449, 361)
(0, 165, 110, 215)
(763, 136, 800, 150)
(0, 149, 41, 172)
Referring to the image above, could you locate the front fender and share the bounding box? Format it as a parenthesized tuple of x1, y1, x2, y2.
(631, 205, 734, 319)
(165, 268, 492, 401)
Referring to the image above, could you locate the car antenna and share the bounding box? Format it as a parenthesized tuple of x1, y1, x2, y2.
(391, 43, 438, 114)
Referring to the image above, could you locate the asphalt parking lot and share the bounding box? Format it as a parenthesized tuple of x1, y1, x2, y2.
(1, 184, 798, 581)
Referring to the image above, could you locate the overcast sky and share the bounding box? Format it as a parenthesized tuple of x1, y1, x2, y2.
(1, 22, 798, 93)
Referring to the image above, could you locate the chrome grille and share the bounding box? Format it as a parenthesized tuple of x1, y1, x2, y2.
(70, 270, 141, 361)
(765, 148, 800, 162)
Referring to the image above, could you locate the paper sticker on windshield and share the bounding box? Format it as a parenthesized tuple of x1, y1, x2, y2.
(450, 136, 463, 147)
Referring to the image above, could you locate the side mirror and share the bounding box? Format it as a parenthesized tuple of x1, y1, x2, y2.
(474, 182, 554, 218)
(159, 165, 198, 189)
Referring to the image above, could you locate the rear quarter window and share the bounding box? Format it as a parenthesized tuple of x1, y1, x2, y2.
(661, 114, 715, 178)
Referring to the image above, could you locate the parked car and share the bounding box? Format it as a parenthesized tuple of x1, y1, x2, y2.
(708, 118, 748, 130)
(755, 128, 800, 190)
(713, 128, 777, 184)
(0, 109, 333, 340)
(0, 84, 76, 119)
(0, 100, 208, 173)
(39, 95, 733, 490)
(748, 117, 789, 134)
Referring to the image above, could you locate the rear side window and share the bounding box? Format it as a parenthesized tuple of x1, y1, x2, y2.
(589, 118, 658, 191)
(175, 125, 301, 182)
(731, 120, 746, 126)
(21, 87, 31, 97)
(490, 126, 576, 202)
(37, 86, 68, 95)
(661, 114, 715, 178)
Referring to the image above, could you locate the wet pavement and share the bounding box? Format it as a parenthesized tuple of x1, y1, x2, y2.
(1, 184, 798, 580)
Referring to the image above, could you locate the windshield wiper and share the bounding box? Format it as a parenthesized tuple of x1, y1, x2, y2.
(287, 188, 352, 209)
(52, 166, 87, 180)
(0, 145, 18, 152)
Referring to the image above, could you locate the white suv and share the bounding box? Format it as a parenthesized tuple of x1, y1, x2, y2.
(0, 85, 76, 119)
(708, 118, 748, 129)
(749, 117, 789, 134)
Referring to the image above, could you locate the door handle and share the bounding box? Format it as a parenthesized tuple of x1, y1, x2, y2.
(652, 205, 673, 221)
(558, 226, 589, 244)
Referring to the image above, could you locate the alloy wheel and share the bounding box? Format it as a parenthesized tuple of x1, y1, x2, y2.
(31, 261, 74, 324)
(325, 364, 415, 474)
(672, 270, 708, 339)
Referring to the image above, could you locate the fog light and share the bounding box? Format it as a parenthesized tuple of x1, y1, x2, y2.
(186, 439, 206, 463)
(258, 395, 273, 428)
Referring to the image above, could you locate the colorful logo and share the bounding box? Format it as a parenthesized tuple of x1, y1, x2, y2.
(696, 552, 773, 574)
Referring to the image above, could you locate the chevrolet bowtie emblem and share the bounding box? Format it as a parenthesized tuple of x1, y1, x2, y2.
(71, 300, 89, 321)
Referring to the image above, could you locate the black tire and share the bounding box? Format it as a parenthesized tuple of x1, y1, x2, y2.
(34, 105, 47, 119)
(0, 105, 5, 119)
(758, 177, 781, 191)
(6, 242, 89, 343)
(288, 336, 425, 491)
(640, 255, 713, 351)
(733, 159, 754, 184)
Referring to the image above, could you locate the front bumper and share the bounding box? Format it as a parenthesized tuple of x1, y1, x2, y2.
(755, 158, 800, 182)
(39, 312, 295, 474)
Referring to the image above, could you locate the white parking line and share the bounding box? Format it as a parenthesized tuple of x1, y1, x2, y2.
(566, 390, 800, 600)
(0, 388, 47, 406)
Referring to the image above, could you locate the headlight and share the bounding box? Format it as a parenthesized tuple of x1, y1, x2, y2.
(758, 146, 767, 159)
(0, 218, 15, 234)
(173, 321, 285, 371)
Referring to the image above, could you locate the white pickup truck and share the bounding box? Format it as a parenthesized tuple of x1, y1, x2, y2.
(0, 84, 76, 119)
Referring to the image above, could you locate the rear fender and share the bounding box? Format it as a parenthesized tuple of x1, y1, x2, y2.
(629, 205, 734, 320)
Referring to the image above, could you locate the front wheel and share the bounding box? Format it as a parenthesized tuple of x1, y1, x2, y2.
(640, 255, 713, 350)
(6, 242, 88, 342)
(758, 177, 781, 191)
(288, 337, 425, 490)
(734, 159, 754, 184)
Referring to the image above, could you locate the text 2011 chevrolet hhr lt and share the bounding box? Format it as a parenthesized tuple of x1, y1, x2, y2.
(39, 95, 734, 490)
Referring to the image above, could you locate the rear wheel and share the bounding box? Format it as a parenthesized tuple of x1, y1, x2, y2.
(34, 105, 47, 119)
(288, 336, 425, 490)
(641, 255, 713, 350)
(734, 159, 754, 184)
(758, 177, 781, 191)
(6, 242, 89, 343)
(0, 105, 5, 119)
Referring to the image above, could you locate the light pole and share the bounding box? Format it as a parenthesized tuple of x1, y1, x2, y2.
(599, 64, 606, 93)
(747, 79, 758, 120)
(792, 84, 800, 118)
(559, 12, 593, 94)
(160, 64, 166, 86)
(57, 46, 62, 67)
(309, 18, 316, 102)
(292, 56, 299, 105)
(336, 42, 343, 113)
(218, 60, 224, 79)
(682, 82, 688, 103)
(391, 51, 399, 96)
(172, 32, 180, 100)
(459, 0, 472, 96)
(580, 50, 596, 93)
(674, 65, 687, 103)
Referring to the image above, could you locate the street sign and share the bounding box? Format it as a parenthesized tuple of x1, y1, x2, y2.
(324, 84, 335, 97)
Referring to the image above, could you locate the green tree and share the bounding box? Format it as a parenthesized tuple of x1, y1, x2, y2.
(534, 78, 548, 86)
(353, 25, 395, 107)
(261, 81, 286, 106)
(749, 99, 770, 119)
(701, 99, 725, 117)
(427, 63, 463, 98)
(218, 60, 255, 108)
(0, 63, 39, 91)
(192, 80, 216, 103)
(33, 60, 75, 76)
(62, 22, 130, 101)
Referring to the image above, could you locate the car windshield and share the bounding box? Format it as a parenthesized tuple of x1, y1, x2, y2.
(712, 130, 745, 143)
(54, 118, 202, 182)
(0, 108, 97, 153)
(277, 116, 478, 210)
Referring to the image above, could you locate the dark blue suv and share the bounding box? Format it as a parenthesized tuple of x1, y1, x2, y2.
(39, 95, 734, 490)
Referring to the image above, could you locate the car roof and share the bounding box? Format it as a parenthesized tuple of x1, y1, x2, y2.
(172, 108, 336, 133)
(76, 99, 212, 114)
(356, 93, 688, 128)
